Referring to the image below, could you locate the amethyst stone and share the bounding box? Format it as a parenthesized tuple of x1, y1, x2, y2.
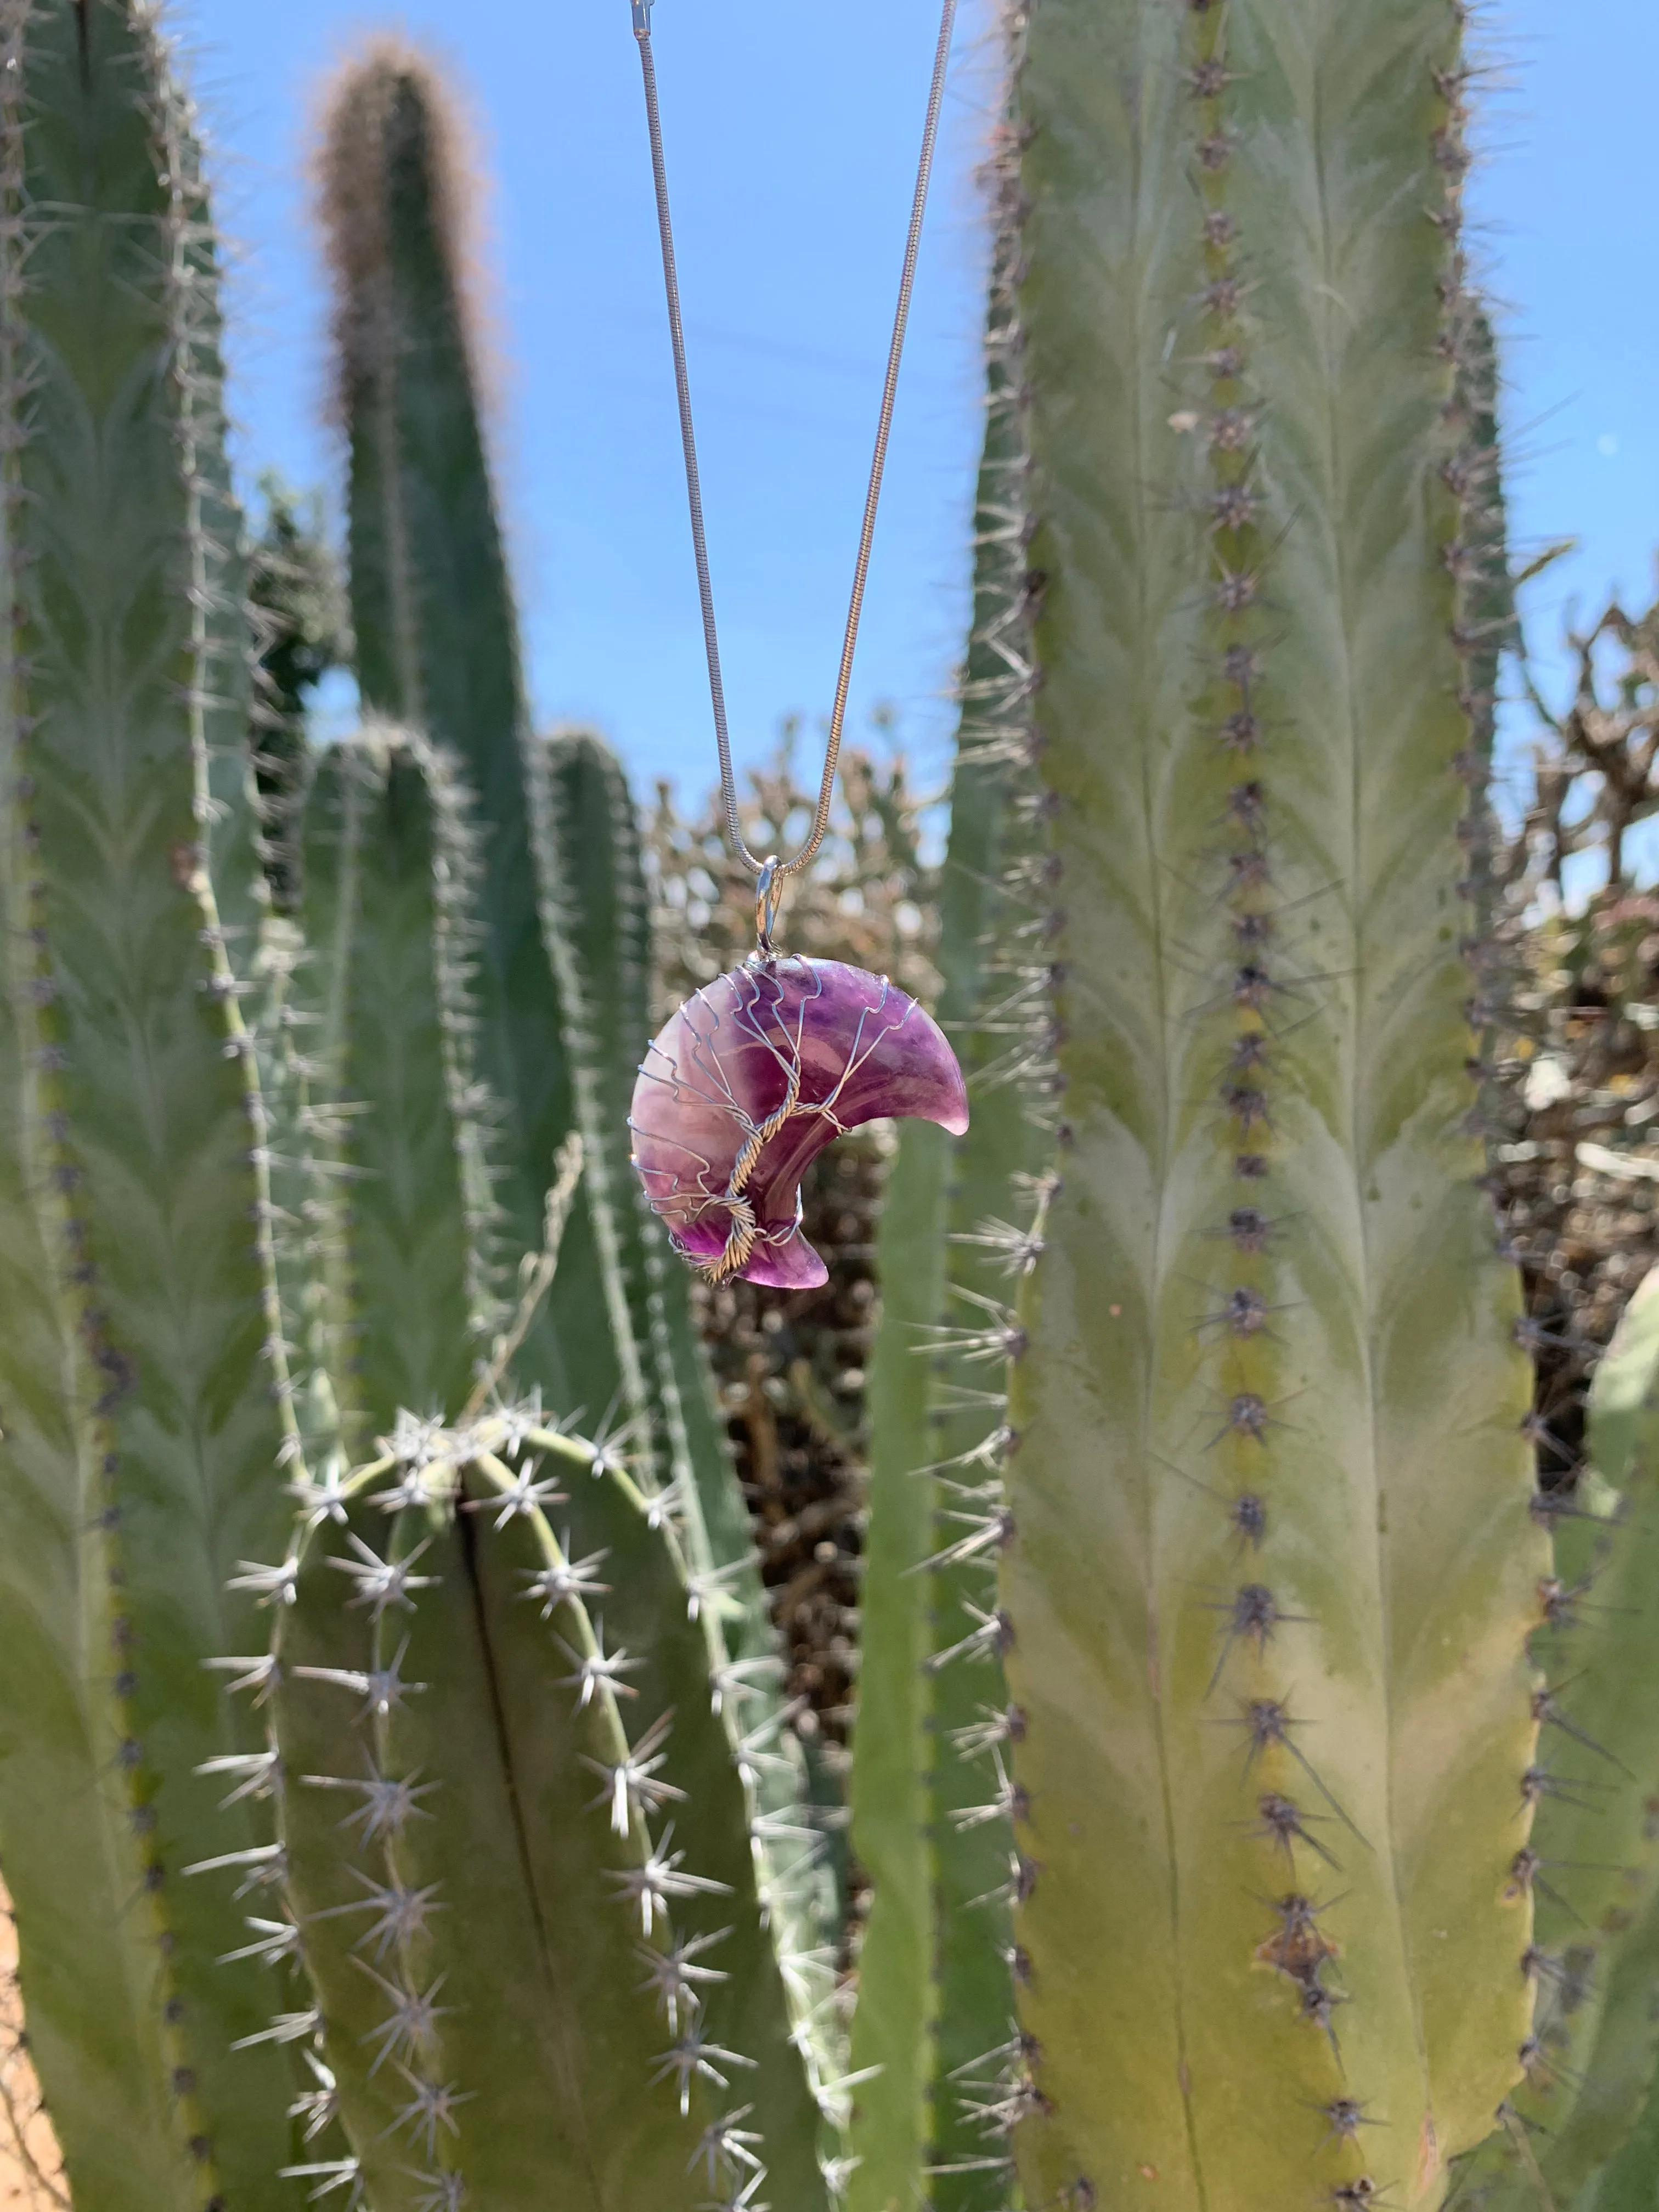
(630, 955, 969, 1289)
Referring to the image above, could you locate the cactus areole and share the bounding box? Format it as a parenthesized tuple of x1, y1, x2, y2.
(630, 955, 968, 1288)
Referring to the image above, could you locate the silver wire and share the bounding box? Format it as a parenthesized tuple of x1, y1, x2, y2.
(634, 0, 958, 886)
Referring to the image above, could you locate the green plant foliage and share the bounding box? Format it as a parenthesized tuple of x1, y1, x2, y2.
(294, 729, 504, 1451)
(983, 2, 1547, 2205)
(247, 475, 350, 914)
(0, 3, 305, 2201)
(848, 169, 1044, 2212)
(849, 1115, 951, 2209)
(316, 41, 610, 1414)
(530, 731, 753, 1619)
(12, 7, 1659, 2212)
(0, 15, 822, 2208)
(1454, 1262, 1659, 2205)
(264, 1412, 828, 2211)
(315, 52, 747, 1626)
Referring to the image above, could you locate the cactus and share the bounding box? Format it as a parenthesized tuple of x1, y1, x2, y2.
(848, 166, 1046, 2212)
(314, 48, 753, 1600)
(292, 727, 503, 1447)
(996, 0, 1545, 2202)
(0, 12, 808, 2207)
(315, 42, 623, 1426)
(531, 731, 853, 2056)
(0, 3, 303, 2202)
(529, 731, 760, 1647)
(849, 4, 1559, 2209)
(218, 700, 847, 2207)
(14, 5, 1659, 2212)
(1451, 1262, 1659, 2207)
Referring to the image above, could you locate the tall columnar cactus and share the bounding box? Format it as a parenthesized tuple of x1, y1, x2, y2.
(529, 732, 760, 1639)
(849, 166, 1048, 2212)
(0, 3, 302, 2202)
(527, 730, 851, 1990)
(993, 1, 1544, 2203)
(853, 4, 1555, 2209)
(314, 49, 751, 1596)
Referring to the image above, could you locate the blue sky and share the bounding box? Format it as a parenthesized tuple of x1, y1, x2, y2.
(172, 0, 1655, 806)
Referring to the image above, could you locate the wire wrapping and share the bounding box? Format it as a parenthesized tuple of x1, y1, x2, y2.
(633, 0, 959, 897)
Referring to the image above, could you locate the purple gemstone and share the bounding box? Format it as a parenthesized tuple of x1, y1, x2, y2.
(630, 956, 969, 1289)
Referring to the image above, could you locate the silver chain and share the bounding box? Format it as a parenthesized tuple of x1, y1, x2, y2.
(632, 0, 958, 896)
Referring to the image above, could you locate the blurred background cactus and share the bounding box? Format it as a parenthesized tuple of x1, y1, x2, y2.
(1487, 596, 1659, 1488)
(7, 3, 1659, 2212)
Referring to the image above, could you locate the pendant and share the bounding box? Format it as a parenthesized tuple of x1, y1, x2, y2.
(630, 951, 969, 1290)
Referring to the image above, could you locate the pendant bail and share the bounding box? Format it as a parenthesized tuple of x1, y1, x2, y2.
(755, 856, 784, 956)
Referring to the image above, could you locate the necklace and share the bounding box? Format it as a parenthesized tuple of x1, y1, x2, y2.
(625, 0, 970, 1290)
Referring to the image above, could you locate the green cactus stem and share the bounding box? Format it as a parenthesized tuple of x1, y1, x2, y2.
(0, 3, 308, 2201)
(529, 730, 758, 1632)
(539, 1419, 831, 2208)
(249, 911, 351, 1482)
(317, 42, 613, 1414)
(988, 2, 1547, 2205)
(267, 1412, 829, 2210)
(296, 727, 503, 1449)
(849, 1114, 952, 2210)
(849, 160, 1045, 2212)
(530, 728, 844, 2038)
